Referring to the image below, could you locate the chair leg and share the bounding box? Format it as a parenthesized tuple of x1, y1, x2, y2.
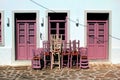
(70, 55, 79, 68)
(77, 55, 78, 68)
(39, 59, 41, 69)
(61, 55, 63, 68)
(51, 53, 61, 69)
(58, 54, 61, 69)
(61, 55, 69, 68)
(51, 54, 54, 69)
(67, 55, 70, 68)
(70, 55, 72, 68)
(44, 55, 46, 68)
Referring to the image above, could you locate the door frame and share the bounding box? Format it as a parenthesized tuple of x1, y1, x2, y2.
(84, 10, 112, 61)
(0, 11, 5, 46)
(45, 10, 70, 41)
(12, 10, 39, 65)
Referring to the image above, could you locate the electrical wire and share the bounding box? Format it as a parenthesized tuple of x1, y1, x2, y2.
(30, 0, 56, 13)
(109, 35, 120, 40)
(29, 0, 120, 41)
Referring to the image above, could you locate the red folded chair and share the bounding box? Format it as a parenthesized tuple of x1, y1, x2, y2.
(32, 49, 41, 69)
(70, 40, 80, 68)
(43, 41, 51, 68)
(80, 47, 89, 69)
(61, 40, 71, 68)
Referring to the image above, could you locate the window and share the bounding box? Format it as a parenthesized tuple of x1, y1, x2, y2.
(0, 11, 4, 46)
(48, 13, 68, 41)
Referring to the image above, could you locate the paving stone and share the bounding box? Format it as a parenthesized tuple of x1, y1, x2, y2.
(104, 72, 117, 78)
(94, 79, 100, 80)
(53, 73, 61, 76)
(37, 75, 46, 79)
(19, 75, 35, 80)
(63, 74, 70, 77)
(70, 74, 79, 80)
(0, 73, 6, 77)
(61, 71, 68, 76)
(94, 73, 105, 78)
(54, 75, 60, 78)
(42, 72, 51, 75)
(31, 70, 39, 75)
(0, 78, 9, 80)
(6, 66, 15, 70)
(79, 76, 90, 80)
(115, 71, 120, 78)
(0, 66, 8, 70)
(14, 66, 28, 70)
(44, 78, 56, 80)
(58, 78, 68, 80)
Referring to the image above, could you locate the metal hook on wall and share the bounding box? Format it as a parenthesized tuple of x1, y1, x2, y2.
(7, 18, 10, 27)
(40, 33, 42, 40)
(41, 18, 44, 27)
(76, 19, 79, 27)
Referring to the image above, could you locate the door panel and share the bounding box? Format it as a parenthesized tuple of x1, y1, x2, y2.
(27, 23, 36, 59)
(88, 45, 96, 59)
(17, 23, 27, 60)
(16, 20, 36, 60)
(97, 45, 105, 59)
(0, 21, 1, 42)
(18, 46, 27, 59)
(96, 22, 108, 59)
(87, 22, 97, 59)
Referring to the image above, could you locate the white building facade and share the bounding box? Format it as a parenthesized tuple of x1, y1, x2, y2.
(0, 0, 120, 65)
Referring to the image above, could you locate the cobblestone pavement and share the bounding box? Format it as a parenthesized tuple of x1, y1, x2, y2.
(0, 63, 120, 80)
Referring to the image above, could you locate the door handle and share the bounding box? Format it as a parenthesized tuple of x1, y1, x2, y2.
(97, 41, 99, 44)
(27, 40, 30, 43)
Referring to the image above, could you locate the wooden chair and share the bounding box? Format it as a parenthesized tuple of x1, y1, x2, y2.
(50, 34, 62, 69)
(61, 40, 71, 68)
(43, 41, 51, 68)
(32, 49, 41, 69)
(70, 40, 80, 68)
(80, 47, 89, 69)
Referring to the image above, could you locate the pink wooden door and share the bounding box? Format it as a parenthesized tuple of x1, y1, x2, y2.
(16, 20, 36, 60)
(0, 18, 1, 42)
(87, 20, 108, 59)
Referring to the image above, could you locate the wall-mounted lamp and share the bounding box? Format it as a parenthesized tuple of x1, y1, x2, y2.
(40, 32, 42, 40)
(7, 18, 10, 27)
(76, 19, 79, 27)
(41, 18, 44, 27)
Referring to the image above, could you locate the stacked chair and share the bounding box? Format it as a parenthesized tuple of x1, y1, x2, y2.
(31, 38, 90, 70)
(32, 49, 42, 69)
(70, 40, 80, 68)
(61, 40, 71, 68)
(50, 34, 62, 69)
(43, 41, 51, 68)
(80, 47, 89, 69)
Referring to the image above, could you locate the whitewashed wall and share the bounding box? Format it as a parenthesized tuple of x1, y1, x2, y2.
(0, 0, 120, 65)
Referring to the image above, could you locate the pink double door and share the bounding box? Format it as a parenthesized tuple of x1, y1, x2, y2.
(0, 17, 1, 42)
(87, 20, 108, 59)
(16, 20, 36, 60)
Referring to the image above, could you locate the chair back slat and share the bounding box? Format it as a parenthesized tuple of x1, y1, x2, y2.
(62, 40, 71, 54)
(71, 40, 80, 52)
(50, 34, 62, 54)
(43, 41, 50, 54)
